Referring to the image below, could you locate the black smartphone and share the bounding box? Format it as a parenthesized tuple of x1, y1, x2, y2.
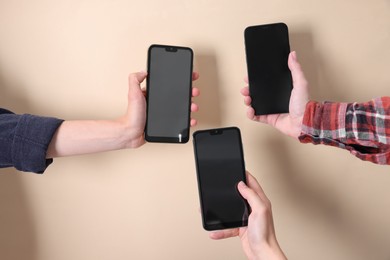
(193, 127, 249, 231)
(244, 22, 293, 115)
(145, 44, 193, 143)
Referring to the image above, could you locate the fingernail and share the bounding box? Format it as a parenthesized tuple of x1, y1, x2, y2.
(291, 51, 297, 61)
(238, 181, 247, 189)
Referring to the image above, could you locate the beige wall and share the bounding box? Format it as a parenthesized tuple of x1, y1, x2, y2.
(1, 0, 390, 259)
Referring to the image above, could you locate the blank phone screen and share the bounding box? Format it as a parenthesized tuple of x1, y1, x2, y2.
(146, 45, 193, 143)
(193, 127, 249, 231)
(244, 23, 292, 115)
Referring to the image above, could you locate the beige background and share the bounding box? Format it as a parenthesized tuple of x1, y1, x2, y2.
(0, 0, 390, 259)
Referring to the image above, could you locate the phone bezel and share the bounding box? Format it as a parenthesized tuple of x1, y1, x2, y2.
(193, 126, 249, 231)
(244, 22, 293, 115)
(145, 44, 193, 143)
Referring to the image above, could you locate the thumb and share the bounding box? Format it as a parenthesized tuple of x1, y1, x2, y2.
(288, 51, 308, 91)
(128, 71, 147, 91)
(237, 181, 264, 210)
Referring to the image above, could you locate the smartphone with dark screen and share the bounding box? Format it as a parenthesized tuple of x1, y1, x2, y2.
(193, 127, 249, 231)
(244, 22, 292, 115)
(145, 44, 193, 143)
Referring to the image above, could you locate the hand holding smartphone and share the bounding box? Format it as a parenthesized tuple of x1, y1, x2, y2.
(193, 127, 249, 231)
(244, 22, 293, 115)
(145, 44, 193, 143)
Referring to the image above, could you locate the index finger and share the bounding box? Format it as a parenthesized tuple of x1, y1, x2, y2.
(209, 228, 240, 240)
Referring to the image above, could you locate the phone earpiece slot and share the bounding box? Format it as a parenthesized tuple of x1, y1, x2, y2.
(210, 130, 222, 135)
(166, 47, 178, 52)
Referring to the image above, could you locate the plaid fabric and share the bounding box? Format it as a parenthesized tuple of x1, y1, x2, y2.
(299, 97, 390, 165)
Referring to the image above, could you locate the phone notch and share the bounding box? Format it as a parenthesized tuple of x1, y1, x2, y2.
(165, 46, 178, 52)
(210, 129, 223, 135)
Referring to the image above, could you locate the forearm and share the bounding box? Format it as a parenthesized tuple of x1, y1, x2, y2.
(254, 241, 287, 260)
(46, 119, 134, 158)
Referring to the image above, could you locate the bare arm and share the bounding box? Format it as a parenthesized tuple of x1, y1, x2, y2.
(47, 71, 200, 158)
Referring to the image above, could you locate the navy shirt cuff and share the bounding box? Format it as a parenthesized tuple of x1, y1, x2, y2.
(12, 114, 63, 173)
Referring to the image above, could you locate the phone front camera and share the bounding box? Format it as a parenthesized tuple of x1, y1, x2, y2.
(211, 130, 221, 135)
(166, 47, 177, 52)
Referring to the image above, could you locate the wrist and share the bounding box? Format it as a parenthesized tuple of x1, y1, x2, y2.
(254, 239, 287, 260)
(286, 115, 303, 140)
(293, 118, 303, 140)
(116, 116, 144, 149)
(290, 100, 311, 140)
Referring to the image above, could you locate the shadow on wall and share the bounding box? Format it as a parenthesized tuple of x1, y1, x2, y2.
(289, 29, 321, 101)
(264, 136, 390, 259)
(193, 51, 222, 128)
(0, 170, 38, 260)
(0, 69, 31, 114)
(261, 30, 390, 259)
(0, 67, 38, 260)
(290, 28, 351, 103)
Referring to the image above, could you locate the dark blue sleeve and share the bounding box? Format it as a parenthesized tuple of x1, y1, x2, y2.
(0, 108, 64, 173)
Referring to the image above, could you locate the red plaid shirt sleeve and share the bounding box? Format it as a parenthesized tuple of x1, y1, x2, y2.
(298, 97, 390, 165)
